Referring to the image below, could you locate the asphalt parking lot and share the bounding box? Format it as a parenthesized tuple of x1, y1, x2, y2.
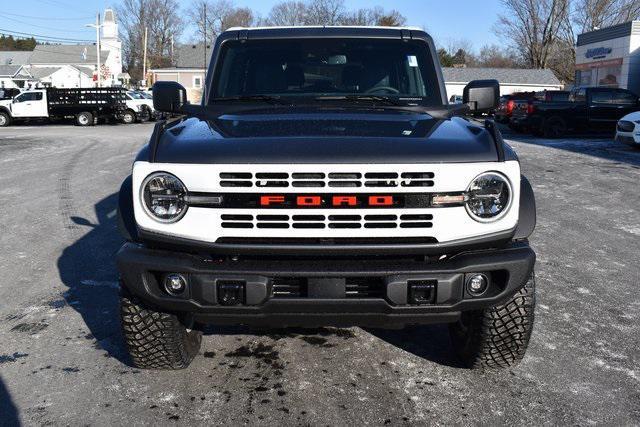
(0, 123, 639, 425)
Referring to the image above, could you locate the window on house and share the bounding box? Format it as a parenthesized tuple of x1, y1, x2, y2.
(193, 76, 203, 89)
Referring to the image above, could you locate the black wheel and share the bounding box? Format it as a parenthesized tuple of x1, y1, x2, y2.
(138, 106, 152, 122)
(76, 111, 93, 126)
(542, 117, 566, 138)
(120, 288, 202, 370)
(122, 109, 136, 124)
(0, 112, 11, 127)
(449, 272, 536, 369)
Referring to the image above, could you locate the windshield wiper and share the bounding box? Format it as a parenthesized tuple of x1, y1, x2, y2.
(315, 95, 403, 106)
(215, 95, 291, 105)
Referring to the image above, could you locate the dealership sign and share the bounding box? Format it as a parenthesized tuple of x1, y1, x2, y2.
(585, 47, 612, 59)
(576, 57, 623, 70)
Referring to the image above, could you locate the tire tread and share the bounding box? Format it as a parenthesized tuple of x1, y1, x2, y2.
(450, 273, 536, 369)
(120, 290, 201, 370)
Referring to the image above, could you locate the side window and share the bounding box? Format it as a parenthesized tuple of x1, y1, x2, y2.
(590, 90, 613, 104)
(16, 92, 43, 102)
(572, 88, 586, 102)
(612, 90, 638, 105)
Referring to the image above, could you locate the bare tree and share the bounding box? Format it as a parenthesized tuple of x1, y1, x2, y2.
(473, 45, 523, 68)
(574, 0, 640, 32)
(116, 0, 183, 81)
(189, 0, 255, 45)
(341, 6, 407, 26)
(495, 0, 571, 70)
(375, 9, 407, 26)
(147, 0, 183, 68)
(266, 1, 308, 26)
(305, 0, 346, 25)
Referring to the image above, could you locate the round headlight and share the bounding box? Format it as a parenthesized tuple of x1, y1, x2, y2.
(465, 172, 512, 222)
(141, 172, 188, 223)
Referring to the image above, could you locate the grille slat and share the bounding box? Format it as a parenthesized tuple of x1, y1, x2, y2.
(219, 212, 433, 230)
(219, 170, 435, 188)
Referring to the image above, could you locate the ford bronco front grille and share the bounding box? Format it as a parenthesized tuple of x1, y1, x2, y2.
(219, 171, 435, 188)
(220, 213, 433, 229)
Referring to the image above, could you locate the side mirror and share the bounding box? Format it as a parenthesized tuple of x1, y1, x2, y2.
(463, 79, 500, 114)
(152, 81, 187, 113)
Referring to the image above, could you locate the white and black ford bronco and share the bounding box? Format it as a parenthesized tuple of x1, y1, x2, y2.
(117, 26, 537, 370)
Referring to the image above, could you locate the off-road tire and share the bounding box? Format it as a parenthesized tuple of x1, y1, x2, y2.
(542, 116, 566, 138)
(449, 272, 535, 369)
(0, 112, 10, 127)
(122, 109, 136, 124)
(120, 289, 202, 370)
(76, 111, 93, 126)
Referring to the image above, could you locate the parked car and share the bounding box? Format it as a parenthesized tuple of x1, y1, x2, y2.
(534, 90, 570, 102)
(115, 26, 537, 371)
(0, 87, 127, 127)
(615, 111, 640, 147)
(494, 92, 535, 124)
(122, 90, 156, 124)
(509, 90, 571, 133)
(512, 87, 640, 138)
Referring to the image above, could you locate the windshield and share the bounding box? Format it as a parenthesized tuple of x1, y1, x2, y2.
(127, 91, 145, 99)
(211, 38, 442, 105)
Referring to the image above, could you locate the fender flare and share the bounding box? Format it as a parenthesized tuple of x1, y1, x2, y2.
(117, 175, 140, 242)
(0, 106, 12, 116)
(514, 175, 536, 240)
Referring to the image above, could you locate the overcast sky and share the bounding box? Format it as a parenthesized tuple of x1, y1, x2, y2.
(0, 0, 503, 51)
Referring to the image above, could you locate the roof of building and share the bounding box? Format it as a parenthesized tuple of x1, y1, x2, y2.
(443, 67, 562, 86)
(176, 44, 213, 69)
(0, 64, 24, 77)
(74, 65, 95, 78)
(577, 21, 640, 47)
(28, 66, 61, 79)
(29, 45, 108, 65)
(0, 51, 34, 66)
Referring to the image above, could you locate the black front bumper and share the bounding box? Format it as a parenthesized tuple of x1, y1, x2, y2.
(117, 242, 535, 328)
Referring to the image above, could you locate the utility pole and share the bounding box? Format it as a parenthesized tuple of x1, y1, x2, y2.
(142, 26, 148, 86)
(203, 3, 207, 69)
(86, 13, 102, 87)
(170, 34, 174, 65)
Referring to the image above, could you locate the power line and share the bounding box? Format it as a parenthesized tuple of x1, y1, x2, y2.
(0, 13, 94, 34)
(0, 11, 93, 21)
(33, 0, 84, 9)
(0, 28, 93, 43)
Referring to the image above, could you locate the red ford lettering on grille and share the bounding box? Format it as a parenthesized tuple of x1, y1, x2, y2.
(260, 195, 286, 206)
(332, 196, 357, 206)
(258, 195, 395, 207)
(368, 196, 394, 206)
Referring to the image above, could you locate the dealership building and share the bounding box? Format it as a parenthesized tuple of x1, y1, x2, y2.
(576, 21, 640, 94)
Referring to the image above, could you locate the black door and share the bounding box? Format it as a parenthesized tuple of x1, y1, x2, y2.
(587, 89, 617, 131)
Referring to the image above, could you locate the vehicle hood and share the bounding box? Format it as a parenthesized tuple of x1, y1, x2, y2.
(145, 110, 500, 164)
(621, 111, 640, 121)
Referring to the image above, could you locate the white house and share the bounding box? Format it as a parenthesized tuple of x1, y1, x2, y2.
(443, 67, 564, 97)
(151, 44, 212, 103)
(0, 8, 124, 89)
(0, 65, 32, 89)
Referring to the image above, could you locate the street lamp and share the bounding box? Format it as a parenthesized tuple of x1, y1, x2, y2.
(85, 13, 102, 88)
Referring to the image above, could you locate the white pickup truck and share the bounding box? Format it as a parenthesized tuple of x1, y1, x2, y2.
(122, 91, 156, 124)
(0, 87, 127, 126)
